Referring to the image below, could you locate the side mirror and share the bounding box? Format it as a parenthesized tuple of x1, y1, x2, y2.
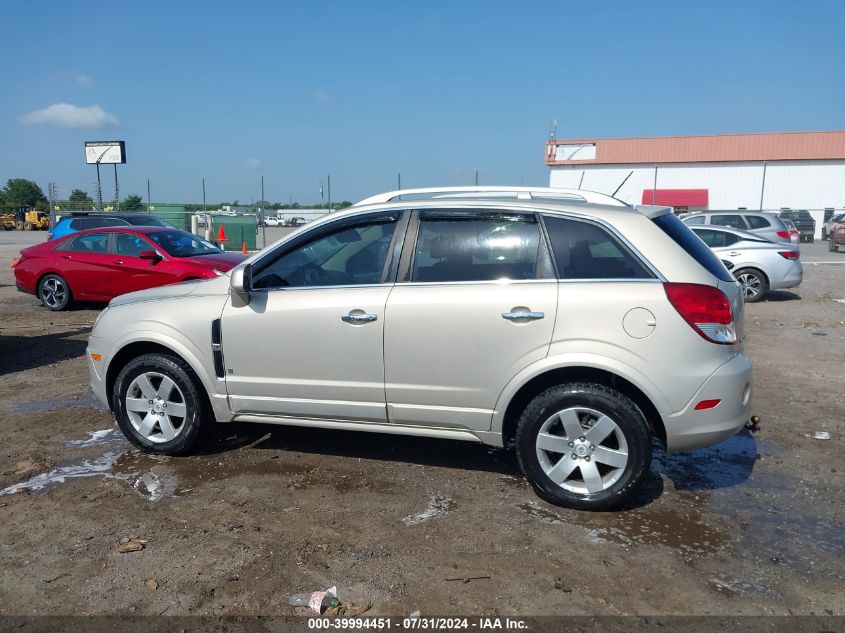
(139, 250, 161, 262)
(230, 263, 253, 294)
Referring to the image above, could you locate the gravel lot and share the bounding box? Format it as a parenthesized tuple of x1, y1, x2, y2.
(0, 230, 842, 617)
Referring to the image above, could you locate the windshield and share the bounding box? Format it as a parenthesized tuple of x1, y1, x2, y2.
(126, 215, 171, 227)
(147, 230, 222, 257)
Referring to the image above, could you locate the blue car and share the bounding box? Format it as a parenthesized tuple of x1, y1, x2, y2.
(49, 212, 173, 240)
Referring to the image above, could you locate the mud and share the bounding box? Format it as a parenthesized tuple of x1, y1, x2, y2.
(0, 236, 843, 616)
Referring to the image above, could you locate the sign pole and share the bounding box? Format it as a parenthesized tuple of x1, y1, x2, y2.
(96, 162, 103, 212)
(114, 164, 120, 211)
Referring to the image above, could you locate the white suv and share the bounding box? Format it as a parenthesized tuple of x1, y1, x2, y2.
(88, 187, 753, 510)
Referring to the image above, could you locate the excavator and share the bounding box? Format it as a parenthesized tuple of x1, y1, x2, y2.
(10, 206, 50, 231)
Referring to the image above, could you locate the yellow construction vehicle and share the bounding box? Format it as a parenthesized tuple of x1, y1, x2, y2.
(0, 212, 15, 230)
(11, 206, 50, 231)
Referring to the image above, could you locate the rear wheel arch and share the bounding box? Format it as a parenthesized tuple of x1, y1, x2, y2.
(500, 366, 665, 450)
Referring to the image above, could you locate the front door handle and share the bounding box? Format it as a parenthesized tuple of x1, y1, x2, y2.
(341, 312, 377, 324)
(112, 260, 124, 265)
(502, 310, 544, 321)
(729, 251, 741, 256)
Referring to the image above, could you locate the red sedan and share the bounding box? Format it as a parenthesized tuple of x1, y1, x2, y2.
(12, 226, 246, 310)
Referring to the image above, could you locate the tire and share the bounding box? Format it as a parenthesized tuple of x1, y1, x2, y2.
(831, 240, 839, 253)
(24, 221, 33, 231)
(37, 274, 72, 311)
(734, 267, 768, 303)
(822, 229, 828, 241)
(112, 353, 209, 455)
(15, 220, 24, 231)
(515, 382, 651, 511)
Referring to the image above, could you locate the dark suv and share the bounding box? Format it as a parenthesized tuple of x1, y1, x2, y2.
(49, 212, 173, 241)
(778, 210, 816, 243)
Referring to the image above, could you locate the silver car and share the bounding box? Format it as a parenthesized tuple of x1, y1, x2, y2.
(689, 225, 802, 302)
(87, 187, 754, 511)
(683, 211, 791, 244)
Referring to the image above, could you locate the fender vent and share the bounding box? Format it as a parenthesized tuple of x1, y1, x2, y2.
(211, 318, 225, 378)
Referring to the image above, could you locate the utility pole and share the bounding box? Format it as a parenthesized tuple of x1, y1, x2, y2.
(398, 173, 401, 190)
(147, 179, 151, 210)
(759, 162, 768, 210)
(260, 175, 266, 249)
(475, 170, 479, 186)
(327, 174, 331, 212)
(202, 178, 207, 214)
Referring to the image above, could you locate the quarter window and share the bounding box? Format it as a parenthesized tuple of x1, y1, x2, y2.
(253, 218, 398, 288)
(412, 216, 541, 282)
(543, 216, 653, 280)
(746, 215, 770, 229)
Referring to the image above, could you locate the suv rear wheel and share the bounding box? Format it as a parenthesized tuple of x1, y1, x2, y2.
(112, 353, 208, 455)
(515, 383, 651, 511)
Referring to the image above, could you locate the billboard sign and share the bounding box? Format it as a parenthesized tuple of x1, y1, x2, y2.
(85, 141, 126, 164)
(553, 143, 596, 161)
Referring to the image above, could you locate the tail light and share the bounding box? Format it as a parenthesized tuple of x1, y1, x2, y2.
(776, 231, 790, 240)
(10, 257, 21, 269)
(664, 282, 737, 345)
(778, 251, 799, 260)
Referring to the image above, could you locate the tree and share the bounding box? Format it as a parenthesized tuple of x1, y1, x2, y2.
(2, 178, 47, 208)
(122, 194, 144, 210)
(69, 189, 92, 203)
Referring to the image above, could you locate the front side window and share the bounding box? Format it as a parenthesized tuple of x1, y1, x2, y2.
(692, 229, 740, 248)
(544, 216, 653, 280)
(253, 218, 397, 288)
(114, 233, 153, 257)
(412, 216, 541, 282)
(683, 215, 705, 225)
(148, 230, 221, 258)
(66, 232, 110, 254)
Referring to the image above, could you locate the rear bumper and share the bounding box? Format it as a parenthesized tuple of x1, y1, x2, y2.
(662, 354, 753, 452)
(770, 260, 803, 290)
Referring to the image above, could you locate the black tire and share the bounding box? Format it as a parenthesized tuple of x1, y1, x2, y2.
(822, 229, 828, 241)
(37, 273, 72, 311)
(831, 239, 839, 253)
(734, 267, 768, 303)
(515, 382, 651, 511)
(112, 353, 209, 455)
(15, 220, 24, 231)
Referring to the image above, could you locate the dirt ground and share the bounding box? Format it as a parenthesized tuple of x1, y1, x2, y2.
(0, 231, 842, 619)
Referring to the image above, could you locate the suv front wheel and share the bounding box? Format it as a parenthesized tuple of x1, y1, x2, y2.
(112, 353, 208, 455)
(515, 383, 651, 511)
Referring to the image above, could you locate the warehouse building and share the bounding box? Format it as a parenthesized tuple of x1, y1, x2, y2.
(546, 131, 845, 238)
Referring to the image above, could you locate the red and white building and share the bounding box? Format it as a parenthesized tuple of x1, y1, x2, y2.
(546, 131, 845, 237)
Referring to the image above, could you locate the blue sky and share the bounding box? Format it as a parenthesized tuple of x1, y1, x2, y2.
(2, 0, 843, 205)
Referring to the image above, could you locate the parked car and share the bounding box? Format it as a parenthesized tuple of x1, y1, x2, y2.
(689, 226, 802, 302)
(829, 218, 845, 252)
(822, 212, 845, 241)
(682, 211, 791, 244)
(778, 210, 815, 243)
(285, 216, 307, 227)
(263, 216, 284, 227)
(87, 186, 753, 511)
(49, 212, 173, 241)
(781, 218, 800, 244)
(13, 227, 245, 311)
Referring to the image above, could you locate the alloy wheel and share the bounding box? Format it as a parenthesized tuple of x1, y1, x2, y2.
(737, 272, 763, 299)
(40, 278, 67, 309)
(125, 371, 188, 443)
(535, 406, 629, 495)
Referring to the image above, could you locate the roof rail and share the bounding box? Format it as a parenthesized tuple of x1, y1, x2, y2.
(354, 186, 627, 208)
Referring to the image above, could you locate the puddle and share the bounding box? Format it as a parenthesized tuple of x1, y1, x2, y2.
(1, 452, 122, 495)
(402, 495, 455, 525)
(12, 394, 107, 413)
(519, 501, 563, 525)
(65, 428, 126, 448)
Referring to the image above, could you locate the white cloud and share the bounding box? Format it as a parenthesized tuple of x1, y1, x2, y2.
(246, 158, 262, 169)
(314, 91, 330, 105)
(18, 103, 118, 128)
(76, 74, 94, 87)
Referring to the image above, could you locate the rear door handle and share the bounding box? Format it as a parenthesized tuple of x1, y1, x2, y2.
(729, 251, 740, 256)
(341, 312, 377, 324)
(112, 260, 124, 265)
(502, 311, 544, 321)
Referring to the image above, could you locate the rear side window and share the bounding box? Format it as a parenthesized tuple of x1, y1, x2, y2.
(413, 216, 541, 282)
(691, 228, 741, 247)
(66, 233, 110, 254)
(710, 214, 747, 230)
(70, 217, 104, 230)
(746, 216, 770, 229)
(543, 216, 653, 280)
(127, 215, 169, 227)
(653, 214, 734, 283)
(683, 215, 705, 225)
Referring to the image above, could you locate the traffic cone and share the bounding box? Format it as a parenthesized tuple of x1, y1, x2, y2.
(241, 241, 248, 255)
(216, 225, 228, 242)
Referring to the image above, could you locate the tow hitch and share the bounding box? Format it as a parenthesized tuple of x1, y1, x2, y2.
(745, 415, 761, 433)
